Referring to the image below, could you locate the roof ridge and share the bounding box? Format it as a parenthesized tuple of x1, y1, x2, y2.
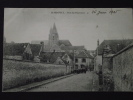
(59, 39, 69, 41)
(104, 39, 133, 41)
(83, 50, 89, 57)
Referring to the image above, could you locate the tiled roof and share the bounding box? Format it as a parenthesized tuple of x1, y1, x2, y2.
(75, 50, 89, 58)
(31, 40, 49, 45)
(113, 42, 133, 57)
(65, 52, 74, 60)
(31, 40, 72, 47)
(50, 52, 66, 63)
(41, 52, 66, 63)
(31, 40, 72, 51)
(85, 50, 94, 59)
(87, 50, 95, 54)
(30, 44, 42, 56)
(60, 46, 85, 50)
(58, 40, 72, 46)
(42, 45, 51, 52)
(3, 43, 29, 56)
(97, 39, 133, 55)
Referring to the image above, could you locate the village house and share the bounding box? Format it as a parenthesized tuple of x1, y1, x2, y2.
(74, 50, 93, 70)
(94, 39, 133, 73)
(3, 43, 32, 61)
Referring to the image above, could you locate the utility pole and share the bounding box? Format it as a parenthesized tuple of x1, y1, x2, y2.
(73, 50, 75, 71)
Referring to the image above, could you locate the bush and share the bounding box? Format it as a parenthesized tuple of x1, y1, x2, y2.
(103, 73, 114, 91)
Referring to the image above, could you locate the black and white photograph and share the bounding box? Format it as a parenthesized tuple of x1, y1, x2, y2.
(2, 8, 133, 92)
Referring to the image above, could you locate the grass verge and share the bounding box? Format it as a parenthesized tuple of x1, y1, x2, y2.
(2, 59, 67, 91)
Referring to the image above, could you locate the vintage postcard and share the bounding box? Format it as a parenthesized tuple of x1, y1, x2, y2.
(3, 8, 133, 92)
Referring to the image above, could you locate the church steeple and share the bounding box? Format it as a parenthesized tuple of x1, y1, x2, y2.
(49, 23, 59, 47)
(53, 23, 58, 34)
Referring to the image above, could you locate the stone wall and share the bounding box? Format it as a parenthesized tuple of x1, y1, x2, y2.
(103, 57, 113, 75)
(113, 46, 133, 91)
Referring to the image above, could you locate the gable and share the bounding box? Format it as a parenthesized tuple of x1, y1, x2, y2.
(24, 44, 32, 55)
(49, 52, 65, 63)
(54, 57, 65, 65)
(49, 44, 62, 52)
(62, 54, 70, 61)
(60, 44, 65, 47)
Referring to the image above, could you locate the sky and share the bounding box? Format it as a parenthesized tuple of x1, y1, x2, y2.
(4, 8, 133, 50)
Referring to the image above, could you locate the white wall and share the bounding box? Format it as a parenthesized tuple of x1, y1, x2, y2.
(34, 56, 40, 63)
(75, 58, 90, 69)
(4, 55, 23, 60)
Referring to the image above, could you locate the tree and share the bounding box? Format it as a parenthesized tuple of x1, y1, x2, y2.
(62, 54, 70, 74)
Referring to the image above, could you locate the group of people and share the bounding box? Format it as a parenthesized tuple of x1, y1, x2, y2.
(72, 67, 87, 74)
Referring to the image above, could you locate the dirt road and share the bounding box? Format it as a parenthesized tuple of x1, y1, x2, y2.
(27, 71, 98, 92)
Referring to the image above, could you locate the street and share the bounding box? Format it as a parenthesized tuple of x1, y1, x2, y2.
(27, 71, 98, 92)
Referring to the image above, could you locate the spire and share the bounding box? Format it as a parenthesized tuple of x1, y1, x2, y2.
(53, 23, 57, 33)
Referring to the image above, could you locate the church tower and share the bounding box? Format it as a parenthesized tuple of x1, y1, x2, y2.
(49, 23, 59, 47)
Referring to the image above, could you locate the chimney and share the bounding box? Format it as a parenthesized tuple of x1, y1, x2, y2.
(97, 39, 99, 47)
(40, 41, 44, 52)
(97, 39, 99, 56)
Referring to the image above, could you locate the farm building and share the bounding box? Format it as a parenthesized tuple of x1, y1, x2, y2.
(3, 43, 32, 61)
(40, 52, 73, 65)
(30, 44, 42, 62)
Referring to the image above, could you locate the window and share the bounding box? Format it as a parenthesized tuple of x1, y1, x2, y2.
(75, 59, 78, 63)
(53, 36, 54, 40)
(75, 64, 78, 69)
(81, 64, 85, 68)
(82, 58, 86, 62)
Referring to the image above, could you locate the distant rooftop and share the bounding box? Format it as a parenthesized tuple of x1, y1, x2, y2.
(96, 39, 133, 55)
